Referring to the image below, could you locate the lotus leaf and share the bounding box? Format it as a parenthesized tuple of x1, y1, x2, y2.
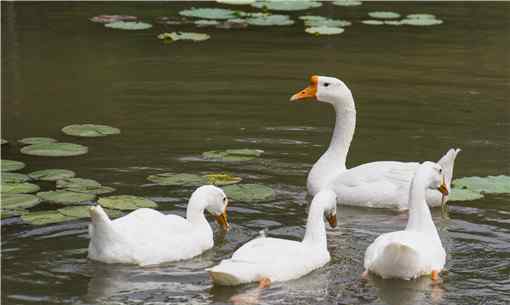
(384, 20, 405, 26)
(18, 137, 57, 145)
(104, 21, 152, 30)
(299, 15, 326, 21)
(20, 143, 88, 157)
(2, 173, 31, 183)
(206, 174, 242, 186)
(159, 32, 211, 42)
(406, 14, 436, 19)
(304, 18, 351, 27)
(147, 173, 208, 186)
(62, 124, 120, 137)
(251, 1, 322, 11)
(305, 26, 345, 35)
(195, 20, 220, 27)
(362, 20, 384, 25)
(202, 149, 264, 161)
(37, 190, 96, 205)
(332, 0, 362, 6)
(246, 14, 294, 26)
(90, 15, 137, 24)
(1, 194, 41, 209)
(29, 169, 76, 181)
(448, 188, 484, 202)
(402, 18, 443, 26)
(21, 210, 76, 225)
(452, 175, 510, 194)
(65, 186, 116, 195)
(217, 19, 249, 29)
(57, 178, 101, 189)
(98, 195, 158, 211)
(2, 182, 40, 194)
(179, 8, 237, 20)
(1, 160, 25, 172)
(222, 184, 275, 202)
(58, 205, 123, 219)
(368, 11, 401, 19)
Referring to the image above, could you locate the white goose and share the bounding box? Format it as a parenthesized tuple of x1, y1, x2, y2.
(88, 185, 229, 266)
(207, 190, 337, 287)
(363, 161, 448, 280)
(291, 75, 460, 210)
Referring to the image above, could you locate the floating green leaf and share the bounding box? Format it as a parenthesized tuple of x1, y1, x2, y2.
(1, 194, 41, 209)
(304, 18, 351, 27)
(448, 188, 484, 202)
(98, 195, 158, 211)
(179, 8, 237, 20)
(18, 137, 57, 145)
(58, 205, 123, 219)
(66, 186, 116, 195)
(104, 21, 152, 30)
(29, 169, 76, 181)
(362, 20, 384, 25)
(384, 20, 405, 26)
(62, 124, 120, 137)
(406, 14, 436, 20)
(158, 32, 211, 42)
(20, 142, 88, 157)
(202, 149, 264, 161)
(1, 160, 25, 172)
(223, 184, 275, 202)
(305, 26, 345, 35)
(21, 210, 76, 225)
(90, 15, 138, 24)
(402, 18, 443, 26)
(251, 1, 322, 11)
(217, 0, 255, 4)
(57, 178, 101, 189)
(332, 0, 362, 6)
(37, 190, 96, 205)
(299, 15, 326, 22)
(194, 19, 220, 27)
(1, 209, 27, 219)
(147, 173, 208, 186)
(2, 173, 31, 183)
(246, 14, 294, 26)
(206, 174, 242, 186)
(2, 182, 40, 194)
(368, 11, 401, 19)
(452, 175, 510, 194)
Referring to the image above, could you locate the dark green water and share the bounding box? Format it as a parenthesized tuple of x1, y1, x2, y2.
(2, 2, 509, 305)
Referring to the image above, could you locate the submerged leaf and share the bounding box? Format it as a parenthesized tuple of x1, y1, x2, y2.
(147, 173, 208, 186)
(1, 194, 41, 209)
(2, 182, 40, 194)
(37, 190, 96, 205)
(62, 124, 120, 137)
(104, 21, 152, 30)
(1, 160, 26, 172)
(20, 143, 88, 157)
(90, 15, 137, 24)
(202, 149, 264, 161)
(29, 169, 76, 181)
(2, 173, 31, 183)
(98, 195, 158, 211)
(222, 184, 275, 202)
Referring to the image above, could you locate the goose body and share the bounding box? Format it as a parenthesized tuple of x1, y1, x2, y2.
(208, 190, 337, 286)
(363, 162, 447, 280)
(88, 185, 229, 266)
(291, 75, 460, 210)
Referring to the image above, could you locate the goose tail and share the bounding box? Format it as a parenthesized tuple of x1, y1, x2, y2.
(372, 242, 421, 280)
(207, 260, 258, 286)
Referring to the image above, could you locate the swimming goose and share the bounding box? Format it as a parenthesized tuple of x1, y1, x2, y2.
(363, 161, 448, 280)
(291, 75, 460, 210)
(207, 190, 337, 286)
(88, 185, 229, 266)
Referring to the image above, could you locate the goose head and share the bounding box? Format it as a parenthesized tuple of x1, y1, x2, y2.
(191, 185, 230, 230)
(313, 189, 338, 228)
(290, 75, 354, 110)
(421, 161, 449, 196)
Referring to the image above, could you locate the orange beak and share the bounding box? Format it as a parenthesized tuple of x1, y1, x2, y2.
(215, 211, 229, 231)
(290, 75, 318, 101)
(438, 176, 449, 196)
(326, 213, 337, 228)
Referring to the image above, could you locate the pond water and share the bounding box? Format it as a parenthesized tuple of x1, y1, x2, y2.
(2, 2, 509, 305)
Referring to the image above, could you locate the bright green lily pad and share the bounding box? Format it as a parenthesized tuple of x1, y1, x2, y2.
(2, 173, 31, 183)
(304, 18, 351, 27)
(206, 174, 242, 186)
(20, 142, 88, 157)
(2, 182, 40, 194)
(1, 194, 41, 209)
(448, 188, 484, 202)
(158, 32, 211, 42)
(1, 160, 25, 172)
(251, 1, 322, 11)
(57, 205, 123, 219)
(29, 169, 76, 181)
(21, 210, 76, 225)
(57, 178, 101, 189)
(452, 175, 510, 194)
(1, 139, 7, 145)
(179, 8, 237, 20)
(305, 26, 344, 35)
(368, 11, 401, 19)
(18, 137, 57, 145)
(104, 21, 152, 30)
(98, 195, 158, 211)
(37, 190, 96, 205)
(62, 124, 120, 137)
(402, 18, 443, 26)
(1, 209, 27, 219)
(147, 173, 208, 186)
(362, 20, 384, 25)
(332, 0, 362, 6)
(202, 149, 264, 161)
(217, 0, 255, 4)
(246, 14, 294, 26)
(222, 184, 275, 202)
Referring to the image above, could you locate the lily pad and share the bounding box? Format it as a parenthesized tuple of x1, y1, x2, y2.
(2, 173, 31, 183)
(147, 173, 208, 186)
(362, 20, 384, 25)
(20, 142, 88, 157)
(299, 15, 326, 22)
(222, 184, 275, 202)
(21, 210, 76, 226)
(246, 14, 294, 26)
(304, 18, 351, 27)
(332, 0, 362, 6)
(305, 26, 345, 35)
(384, 20, 405, 26)
(368, 11, 401, 19)
(217, 0, 255, 4)
(195, 19, 220, 27)
(1, 160, 25, 172)
(251, 1, 322, 11)
(62, 124, 120, 137)
(1, 194, 41, 209)
(18, 137, 57, 145)
(206, 174, 242, 186)
(179, 8, 237, 20)
(90, 15, 137, 23)
(2, 182, 40, 194)
(57, 178, 101, 189)
(202, 149, 264, 161)
(29, 169, 76, 181)
(217, 18, 249, 29)
(37, 190, 96, 205)
(448, 188, 484, 202)
(158, 32, 211, 42)
(58, 205, 123, 219)
(104, 21, 152, 30)
(1, 209, 27, 219)
(406, 14, 436, 20)
(1, 139, 7, 145)
(98, 195, 158, 211)
(452, 175, 510, 194)
(65, 186, 116, 195)
(402, 18, 443, 26)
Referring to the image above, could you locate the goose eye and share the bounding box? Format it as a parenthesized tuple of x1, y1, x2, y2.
(223, 197, 227, 203)
(439, 168, 442, 174)
(323, 82, 330, 87)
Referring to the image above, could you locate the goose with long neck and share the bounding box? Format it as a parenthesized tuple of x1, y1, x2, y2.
(207, 190, 337, 286)
(291, 75, 460, 210)
(363, 161, 448, 280)
(88, 185, 229, 266)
